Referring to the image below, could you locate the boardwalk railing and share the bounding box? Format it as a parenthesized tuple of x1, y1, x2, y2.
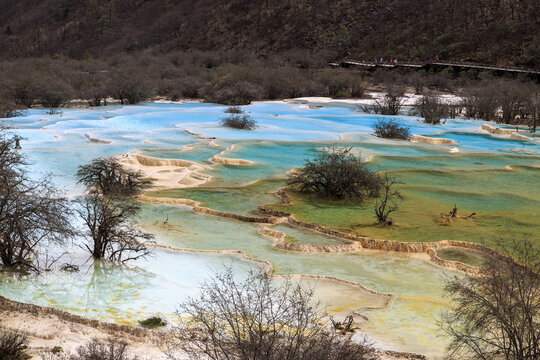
(335, 59, 540, 75)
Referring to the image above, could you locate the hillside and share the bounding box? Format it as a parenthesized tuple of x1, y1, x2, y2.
(0, 0, 538, 67)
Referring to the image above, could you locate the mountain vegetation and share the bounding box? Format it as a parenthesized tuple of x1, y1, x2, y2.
(0, 0, 537, 67)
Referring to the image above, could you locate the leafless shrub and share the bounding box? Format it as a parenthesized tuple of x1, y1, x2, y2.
(77, 72, 110, 107)
(68, 338, 137, 360)
(495, 80, 533, 125)
(372, 118, 411, 139)
(461, 83, 500, 123)
(221, 114, 257, 130)
(0, 331, 30, 360)
(461, 80, 538, 125)
(290, 146, 382, 201)
(408, 72, 426, 94)
(350, 76, 367, 98)
(166, 269, 376, 360)
(5, 67, 40, 108)
(526, 92, 538, 133)
(224, 106, 244, 114)
(374, 175, 403, 225)
(441, 238, 540, 360)
(212, 81, 264, 105)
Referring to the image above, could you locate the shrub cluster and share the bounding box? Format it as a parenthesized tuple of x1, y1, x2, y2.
(138, 316, 167, 329)
(0, 331, 30, 360)
(0, 54, 537, 132)
(220, 106, 257, 129)
(0, 53, 369, 112)
(372, 118, 411, 139)
(221, 114, 257, 130)
(168, 269, 375, 360)
(460, 79, 537, 128)
(415, 93, 449, 125)
(290, 146, 382, 201)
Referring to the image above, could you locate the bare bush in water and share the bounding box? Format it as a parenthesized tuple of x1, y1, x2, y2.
(76, 194, 153, 263)
(372, 118, 411, 139)
(166, 269, 375, 360)
(221, 113, 257, 130)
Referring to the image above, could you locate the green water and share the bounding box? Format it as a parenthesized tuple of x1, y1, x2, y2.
(270, 224, 351, 246)
(147, 180, 285, 215)
(436, 248, 488, 267)
(268, 165, 540, 245)
(2, 101, 539, 359)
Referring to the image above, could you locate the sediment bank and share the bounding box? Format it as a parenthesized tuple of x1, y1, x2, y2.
(118, 151, 213, 189)
(410, 134, 455, 145)
(137, 183, 492, 273)
(84, 133, 112, 144)
(481, 123, 533, 141)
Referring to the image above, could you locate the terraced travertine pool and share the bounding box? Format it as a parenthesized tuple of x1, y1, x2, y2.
(1, 101, 539, 359)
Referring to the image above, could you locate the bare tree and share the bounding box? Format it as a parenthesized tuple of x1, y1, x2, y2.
(0, 98, 24, 118)
(290, 146, 382, 201)
(70, 338, 137, 360)
(374, 175, 402, 225)
(496, 80, 532, 126)
(166, 269, 375, 360)
(373, 85, 406, 115)
(0, 132, 74, 271)
(107, 68, 152, 105)
(461, 84, 499, 122)
(415, 93, 448, 124)
(212, 81, 264, 105)
(441, 238, 539, 360)
(76, 194, 153, 262)
(35, 76, 75, 114)
(526, 91, 538, 133)
(77, 157, 151, 197)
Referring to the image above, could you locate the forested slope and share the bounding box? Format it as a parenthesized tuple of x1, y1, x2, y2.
(0, 0, 537, 67)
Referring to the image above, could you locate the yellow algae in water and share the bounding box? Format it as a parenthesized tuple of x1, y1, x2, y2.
(364, 296, 452, 359)
(268, 166, 540, 245)
(279, 277, 391, 321)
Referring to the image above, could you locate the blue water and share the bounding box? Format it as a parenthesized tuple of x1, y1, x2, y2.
(1, 100, 539, 358)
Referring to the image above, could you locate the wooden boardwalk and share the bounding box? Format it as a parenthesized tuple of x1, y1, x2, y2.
(333, 60, 540, 76)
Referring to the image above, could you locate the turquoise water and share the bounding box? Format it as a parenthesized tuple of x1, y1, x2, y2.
(1, 101, 539, 358)
(427, 131, 540, 154)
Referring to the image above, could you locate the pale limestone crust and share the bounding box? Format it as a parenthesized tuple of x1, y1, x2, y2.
(410, 134, 455, 144)
(84, 133, 112, 144)
(482, 123, 533, 141)
(117, 151, 212, 190)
